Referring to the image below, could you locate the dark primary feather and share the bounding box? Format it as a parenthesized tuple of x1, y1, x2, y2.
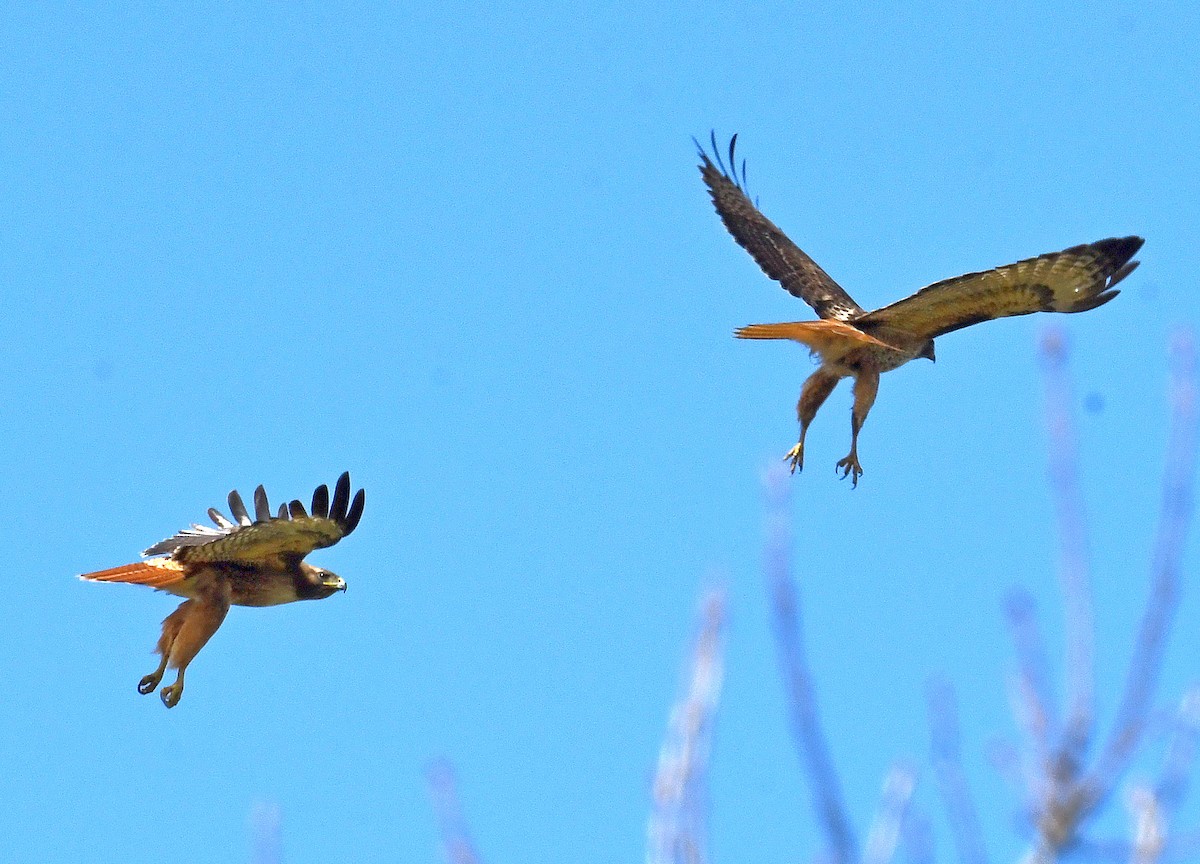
(312, 484, 330, 519)
(142, 472, 366, 561)
(253, 486, 271, 522)
(344, 486, 365, 535)
(855, 236, 1143, 340)
(697, 132, 865, 322)
(330, 472, 350, 522)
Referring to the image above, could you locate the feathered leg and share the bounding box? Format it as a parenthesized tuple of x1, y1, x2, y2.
(138, 600, 190, 696)
(837, 371, 879, 487)
(140, 577, 231, 708)
(784, 367, 840, 473)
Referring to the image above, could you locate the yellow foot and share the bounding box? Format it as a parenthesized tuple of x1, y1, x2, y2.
(783, 442, 804, 473)
(836, 453, 863, 488)
(160, 683, 183, 709)
(138, 673, 162, 695)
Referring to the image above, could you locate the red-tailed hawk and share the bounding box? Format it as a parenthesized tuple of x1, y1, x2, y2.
(698, 134, 1143, 486)
(80, 472, 364, 707)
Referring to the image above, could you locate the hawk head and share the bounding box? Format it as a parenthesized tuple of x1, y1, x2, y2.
(298, 563, 347, 600)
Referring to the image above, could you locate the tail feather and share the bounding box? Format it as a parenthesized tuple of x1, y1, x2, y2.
(734, 319, 889, 360)
(79, 560, 188, 589)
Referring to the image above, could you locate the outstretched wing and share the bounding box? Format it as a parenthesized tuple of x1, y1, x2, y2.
(856, 237, 1143, 340)
(143, 472, 365, 566)
(697, 132, 864, 321)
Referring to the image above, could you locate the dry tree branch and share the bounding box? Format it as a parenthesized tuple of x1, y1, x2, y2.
(764, 465, 858, 864)
(250, 801, 283, 864)
(647, 589, 727, 864)
(899, 806, 936, 864)
(1004, 588, 1059, 812)
(1072, 330, 1199, 823)
(427, 760, 484, 864)
(926, 678, 990, 864)
(1125, 786, 1166, 864)
(1156, 688, 1200, 816)
(1016, 329, 1200, 859)
(1040, 327, 1096, 771)
(863, 761, 919, 864)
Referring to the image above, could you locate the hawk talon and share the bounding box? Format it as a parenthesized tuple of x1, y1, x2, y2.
(160, 684, 182, 709)
(783, 442, 804, 474)
(138, 674, 161, 695)
(836, 454, 863, 488)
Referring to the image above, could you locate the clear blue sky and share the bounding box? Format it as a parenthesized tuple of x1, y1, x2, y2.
(2, 2, 1198, 862)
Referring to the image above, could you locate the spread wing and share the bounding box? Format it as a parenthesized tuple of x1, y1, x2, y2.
(697, 133, 864, 321)
(143, 472, 365, 566)
(855, 237, 1143, 340)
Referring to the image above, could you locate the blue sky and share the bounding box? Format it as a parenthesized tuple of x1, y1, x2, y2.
(2, 2, 1198, 862)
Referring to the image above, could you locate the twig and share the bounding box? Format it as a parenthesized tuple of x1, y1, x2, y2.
(1003, 588, 1058, 810)
(926, 677, 990, 864)
(1040, 326, 1096, 771)
(250, 801, 283, 864)
(647, 589, 726, 864)
(899, 805, 936, 864)
(427, 760, 484, 864)
(863, 761, 919, 864)
(1155, 688, 1200, 816)
(1126, 786, 1166, 864)
(1086, 330, 1199, 807)
(764, 465, 858, 864)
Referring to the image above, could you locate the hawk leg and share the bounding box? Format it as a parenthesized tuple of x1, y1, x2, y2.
(836, 371, 879, 488)
(785, 368, 839, 473)
(143, 579, 231, 708)
(139, 601, 191, 696)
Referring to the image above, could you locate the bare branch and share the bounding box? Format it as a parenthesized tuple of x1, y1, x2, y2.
(926, 677, 990, 864)
(1004, 588, 1059, 809)
(764, 464, 858, 864)
(1156, 688, 1200, 816)
(899, 806, 936, 864)
(427, 760, 484, 864)
(249, 801, 283, 864)
(1087, 330, 1199, 805)
(863, 761, 919, 864)
(647, 589, 727, 864)
(1126, 786, 1167, 864)
(1040, 326, 1096, 769)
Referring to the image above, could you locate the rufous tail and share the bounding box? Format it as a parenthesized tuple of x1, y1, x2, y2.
(79, 560, 187, 589)
(734, 319, 889, 359)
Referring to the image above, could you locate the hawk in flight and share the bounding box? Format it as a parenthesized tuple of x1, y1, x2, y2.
(698, 133, 1143, 486)
(81, 472, 364, 707)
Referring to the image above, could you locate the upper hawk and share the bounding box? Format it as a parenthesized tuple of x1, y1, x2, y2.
(698, 133, 1143, 486)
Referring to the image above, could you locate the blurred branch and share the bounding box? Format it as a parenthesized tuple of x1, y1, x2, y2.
(1126, 786, 1166, 864)
(1156, 689, 1200, 815)
(899, 805, 936, 864)
(1086, 331, 1198, 808)
(1004, 589, 1058, 810)
(1010, 330, 1200, 859)
(863, 761, 918, 864)
(250, 801, 283, 864)
(764, 465, 858, 864)
(427, 760, 484, 864)
(927, 678, 990, 864)
(647, 589, 727, 864)
(1040, 327, 1096, 770)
